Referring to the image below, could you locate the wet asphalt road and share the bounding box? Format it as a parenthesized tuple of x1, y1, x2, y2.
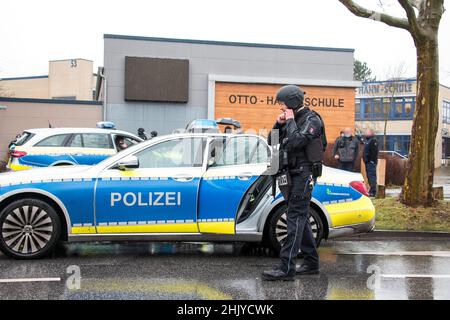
(0, 239, 449, 300)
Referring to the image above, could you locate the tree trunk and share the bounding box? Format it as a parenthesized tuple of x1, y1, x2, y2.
(401, 39, 440, 207)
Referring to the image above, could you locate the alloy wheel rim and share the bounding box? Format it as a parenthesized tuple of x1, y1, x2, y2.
(275, 211, 319, 246)
(1, 205, 53, 254)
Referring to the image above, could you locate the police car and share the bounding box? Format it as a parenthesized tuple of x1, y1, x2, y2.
(7, 126, 143, 171)
(0, 132, 376, 259)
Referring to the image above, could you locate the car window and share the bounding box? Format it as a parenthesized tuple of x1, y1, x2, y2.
(82, 133, 112, 149)
(209, 136, 270, 167)
(123, 136, 140, 146)
(12, 131, 35, 146)
(68, 134, 83, 147)
(35, 134, 70, 147)
(135, 138, 205, 168)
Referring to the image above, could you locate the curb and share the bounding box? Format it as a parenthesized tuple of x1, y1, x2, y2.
(335, 229, 450, 241)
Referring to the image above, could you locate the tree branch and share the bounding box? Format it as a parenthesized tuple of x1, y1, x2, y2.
(398, 0, 423, 38)
(338, 0, 411, 31)
(407, 0, 421, 10)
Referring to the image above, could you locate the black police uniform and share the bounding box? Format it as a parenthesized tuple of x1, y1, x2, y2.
(363, 136, 379, 197)
(264, 106, 323, 280)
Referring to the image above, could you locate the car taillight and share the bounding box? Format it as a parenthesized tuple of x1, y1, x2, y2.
(350, 181, 369, 197)
(11, 150, 27, 158)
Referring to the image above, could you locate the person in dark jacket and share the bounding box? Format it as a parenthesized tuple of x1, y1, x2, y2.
(137, 128, 149, 140)
(263, 85, 324, 281)
(363, 129, 379, 197)
(332, 127, 359, 172)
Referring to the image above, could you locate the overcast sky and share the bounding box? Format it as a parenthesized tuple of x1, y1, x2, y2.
(1, 0, 449, 85)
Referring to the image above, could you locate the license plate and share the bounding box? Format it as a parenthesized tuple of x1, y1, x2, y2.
(277, 173, 289, 187)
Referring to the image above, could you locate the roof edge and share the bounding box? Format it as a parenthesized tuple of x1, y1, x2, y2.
(0, 75, 48, 81)
(0, 97, 102, 105)
(104, 34, 355, 53)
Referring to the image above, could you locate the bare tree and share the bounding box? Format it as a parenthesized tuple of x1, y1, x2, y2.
(339, 0, 445, 207)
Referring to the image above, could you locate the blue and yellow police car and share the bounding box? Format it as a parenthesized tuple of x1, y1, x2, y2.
(7, 126, 142, 171)
(0, 132, 375, 259)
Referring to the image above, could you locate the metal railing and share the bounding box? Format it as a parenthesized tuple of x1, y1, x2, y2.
(379, 150, 408, 159)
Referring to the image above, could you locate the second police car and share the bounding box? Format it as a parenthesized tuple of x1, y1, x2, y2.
(7, 125, 143, 171)
(0, 132, 376, 259)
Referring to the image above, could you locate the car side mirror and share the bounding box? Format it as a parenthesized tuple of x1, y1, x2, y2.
(117, 155, 139, 170)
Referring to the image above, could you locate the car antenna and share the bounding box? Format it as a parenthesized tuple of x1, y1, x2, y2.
(48, 120, 52, 128)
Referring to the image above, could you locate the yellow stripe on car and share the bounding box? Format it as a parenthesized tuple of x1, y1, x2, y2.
(96, 223, 199, 233)
(72, 221, 236, 235)
(8, 163, 33, 171)
(198, 221, 235, 234)
(71, 226, 97, 234)
(325, 196, 376, 227)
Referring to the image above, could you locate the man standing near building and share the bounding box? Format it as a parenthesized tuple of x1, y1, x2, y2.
(363, 128, 379, 197)
(263, 85, 325, 281)
(333, 127, 359, 172)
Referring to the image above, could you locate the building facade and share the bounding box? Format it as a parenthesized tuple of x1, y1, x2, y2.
(100, 34, 359, 142)
(355, 79, 450, 167)
(0, 59, 102, 161)
(0, 97, 102, 160)
(0, 59, 97, 101)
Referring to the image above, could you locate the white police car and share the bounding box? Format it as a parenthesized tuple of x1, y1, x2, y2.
(0, 132, 375, 259)
(7, 126, 142, 171)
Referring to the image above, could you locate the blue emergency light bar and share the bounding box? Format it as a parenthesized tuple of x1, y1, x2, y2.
(192, 119, 218, 129)
(96, 121, 116, 129)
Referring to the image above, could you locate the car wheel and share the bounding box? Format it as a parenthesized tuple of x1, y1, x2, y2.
(0, 199, 61, 259)
(267, 204, 324, 254)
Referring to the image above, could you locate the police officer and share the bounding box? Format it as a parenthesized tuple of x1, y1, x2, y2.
(138, 128, 158, 140)
(363, 128, 379, 197)
(263, 85, 325, 281)
(137, 128, 149, 140)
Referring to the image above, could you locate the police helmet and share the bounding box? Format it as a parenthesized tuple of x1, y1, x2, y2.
(276, 85, 305, 109)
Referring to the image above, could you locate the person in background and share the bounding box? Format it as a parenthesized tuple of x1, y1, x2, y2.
(224, 126, 233, 134)
(363, 128, 379, 197)
(332, 131, 343, 157)
(137, 128, 149, 140)
(332, 127, 359, 172)
(150, 131, 158, 139)
(115, 137, 129, 151)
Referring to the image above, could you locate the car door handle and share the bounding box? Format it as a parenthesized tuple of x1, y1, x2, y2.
(173, 174, 194, 182)
(238, 172, 253, 180)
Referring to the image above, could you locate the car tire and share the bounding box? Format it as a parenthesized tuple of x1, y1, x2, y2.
(0, 199, 61, 260)
(267, 204, 324, 254)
